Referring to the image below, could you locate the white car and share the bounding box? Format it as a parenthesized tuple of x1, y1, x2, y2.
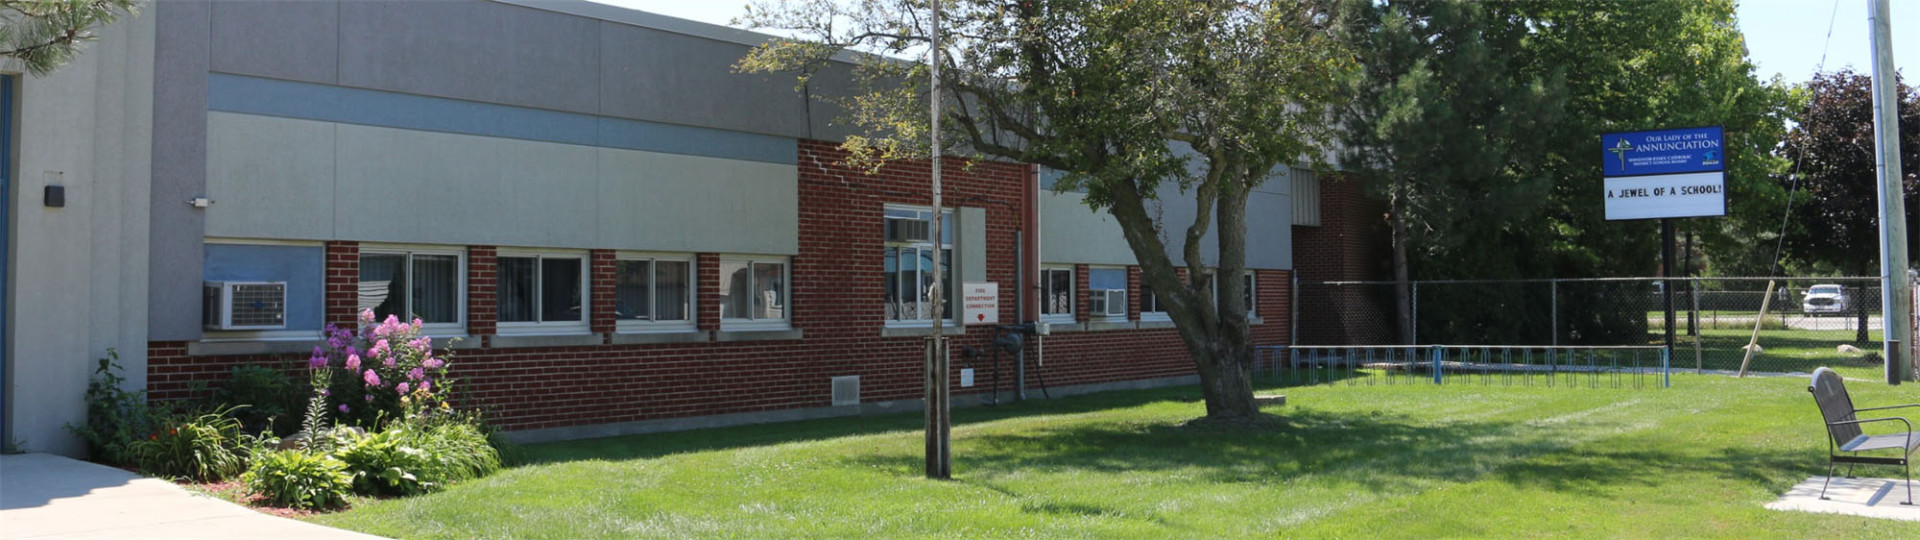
(1803, 284, 1849, 315)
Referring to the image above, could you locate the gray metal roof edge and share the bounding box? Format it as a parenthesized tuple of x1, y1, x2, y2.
(489, 0, 866, 64)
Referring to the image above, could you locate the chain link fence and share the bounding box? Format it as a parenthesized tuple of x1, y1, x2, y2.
(1294, 276, 1912, 379)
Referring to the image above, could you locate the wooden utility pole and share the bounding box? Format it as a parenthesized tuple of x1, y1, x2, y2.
(925, 0, 952, 479)
(1868, 0, 1911, 383)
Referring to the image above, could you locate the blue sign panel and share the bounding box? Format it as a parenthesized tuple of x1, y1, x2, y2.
(1602, 126, 1724, 177)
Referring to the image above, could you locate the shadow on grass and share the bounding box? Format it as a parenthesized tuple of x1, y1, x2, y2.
(836, 407, 1820, 499)
(509, 383, 1214, 466)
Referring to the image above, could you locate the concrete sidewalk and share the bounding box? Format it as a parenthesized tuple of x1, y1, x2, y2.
(1, 453, 384, 539)
(1767, 475, 1920, 521)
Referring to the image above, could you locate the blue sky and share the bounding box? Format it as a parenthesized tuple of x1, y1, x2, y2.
(593, 0, 1918, 85)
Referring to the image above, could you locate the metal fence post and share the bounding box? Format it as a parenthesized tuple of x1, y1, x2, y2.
(1550, 279, 1559, 347)
(1412, 282, 1421, 345)
(1662, 347, 1671, 388)
(1431, 345, 1443, 385)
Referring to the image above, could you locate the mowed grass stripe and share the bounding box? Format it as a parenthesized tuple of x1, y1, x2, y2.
(309, 375, 1920, 539)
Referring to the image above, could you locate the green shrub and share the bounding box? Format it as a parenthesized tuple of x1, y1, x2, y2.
(243, 450, 353, 510)
(67, 349, 157, 465)
(335, 418, 499, 496)
(128, 407, 249, 481)
(216, 365, 302, 436)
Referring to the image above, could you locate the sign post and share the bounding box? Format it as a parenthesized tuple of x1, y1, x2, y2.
(1603, 126, 1727, 360)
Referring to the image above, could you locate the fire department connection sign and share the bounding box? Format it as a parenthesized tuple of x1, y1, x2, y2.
(1602, 126, 1726, 220)
(963, 282, 998, 325)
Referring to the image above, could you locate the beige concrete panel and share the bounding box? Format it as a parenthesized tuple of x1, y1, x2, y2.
(595, 148, 797, 255)
(7, 11, 155, 457)
(204, 112, 336, 240)
(333, 124, 600, 249)
(1039, 190, 1137, 266)
(960, 207, 986, 282)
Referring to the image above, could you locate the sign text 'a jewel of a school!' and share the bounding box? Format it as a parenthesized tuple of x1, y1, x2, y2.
(1601, 126, 1727, 221)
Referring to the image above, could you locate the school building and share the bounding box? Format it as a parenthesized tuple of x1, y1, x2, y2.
(0, 0, 1377, 456)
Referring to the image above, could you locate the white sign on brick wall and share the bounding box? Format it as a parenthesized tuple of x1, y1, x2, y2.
(963, 282, 999, 325)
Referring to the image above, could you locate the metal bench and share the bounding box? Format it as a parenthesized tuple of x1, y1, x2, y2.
(1809, 367, 1919, 504)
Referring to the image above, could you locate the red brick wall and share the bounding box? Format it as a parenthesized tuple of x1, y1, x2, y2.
(589, 250, 617, 338)
(149, 140, 1293, 433)
(1292, 173, 1395, 345)
(324, 241, 360, 327)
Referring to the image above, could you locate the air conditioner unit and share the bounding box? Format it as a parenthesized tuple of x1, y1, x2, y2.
(204, 281, 288, 330)
(1089, 289, 1127, 317)
(885, 216, 930, 243)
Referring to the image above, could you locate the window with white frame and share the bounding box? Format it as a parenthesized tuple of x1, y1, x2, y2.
(1140, 275, 1168, 321)
(1040, 266, 1075, 322)
(614, 254, 694, 331)
(497, 252, 587, 331)
(1087, 267, 1127, 320)
(359, 247, 464, 330)
(719, 257, 789, 328)
(884, 206, 956, 324)
(1208, 270, 1257, 316)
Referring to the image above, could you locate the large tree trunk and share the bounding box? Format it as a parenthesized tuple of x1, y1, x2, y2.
(1391, 174, 1415, 345)
(1103, 173, 1261, 420)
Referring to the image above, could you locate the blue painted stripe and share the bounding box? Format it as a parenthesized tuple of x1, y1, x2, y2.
(207, 73, 797, 165)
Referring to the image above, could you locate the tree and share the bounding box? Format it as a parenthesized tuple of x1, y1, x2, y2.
(737, 0, 1351, 420)
(1334, 0, 1791, 345)
(1, 0, 136, 76)
(1333, 0, 1567, 344)
(1779, 69, 1920, 341)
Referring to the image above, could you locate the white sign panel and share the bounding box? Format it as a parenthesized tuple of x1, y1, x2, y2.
(963, 282, 999, 325)
(1603, 171, 1726, 220)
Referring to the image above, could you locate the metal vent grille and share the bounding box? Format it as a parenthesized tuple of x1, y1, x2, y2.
(229, 283, 286, 327)
(204, 281, 288, 330)
(885, 217, 930, 243)
(831, 375, 861, 407)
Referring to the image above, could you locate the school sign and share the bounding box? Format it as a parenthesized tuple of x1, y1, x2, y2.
(1601, 126, 1726, 220)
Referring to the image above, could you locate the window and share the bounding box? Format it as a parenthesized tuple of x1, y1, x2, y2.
(720, 257, 789, 328)
(1040, 267, 1075, 322)
(203, 242, 324, 338)
(1244, 272, 1257, 317)
(360, 248, 463, 329)
(884, 207, 955, 324)
(497, 252, 586, 331)
(614, 255, 693, 330)
(1140, 276, 1168, 321)
(1088, 267, 1127, 320)
(1209, 270, 1257, 316)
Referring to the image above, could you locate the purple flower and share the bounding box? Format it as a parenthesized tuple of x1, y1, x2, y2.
(308, 347, 327, 369)
(409, 337, 432, 352)
(345, 353, 362, 372)
(364, 395, 374, 403)
(321, 388, 330, 396)
(383, 356, 397, 368)
(408, 367, 425, 381)
(396, 382, 411, 394)
(369, 339, 389, 358)
(423, 357, 445, 370)
(338, 404, 350, 413)
(411, 318, 424, 331)
(359, 309, 376, 324)
(363, 368, 382, 387)
(419, 380, 431, 394)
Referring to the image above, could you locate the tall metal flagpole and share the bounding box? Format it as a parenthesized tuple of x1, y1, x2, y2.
(1869, 0, 1912, 383)
(925, 0, 952, 479)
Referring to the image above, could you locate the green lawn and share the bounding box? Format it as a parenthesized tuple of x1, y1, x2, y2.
(309, 376, 1920, 539)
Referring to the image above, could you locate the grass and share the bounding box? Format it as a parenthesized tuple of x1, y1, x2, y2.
(306, 375, 1920, 539)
